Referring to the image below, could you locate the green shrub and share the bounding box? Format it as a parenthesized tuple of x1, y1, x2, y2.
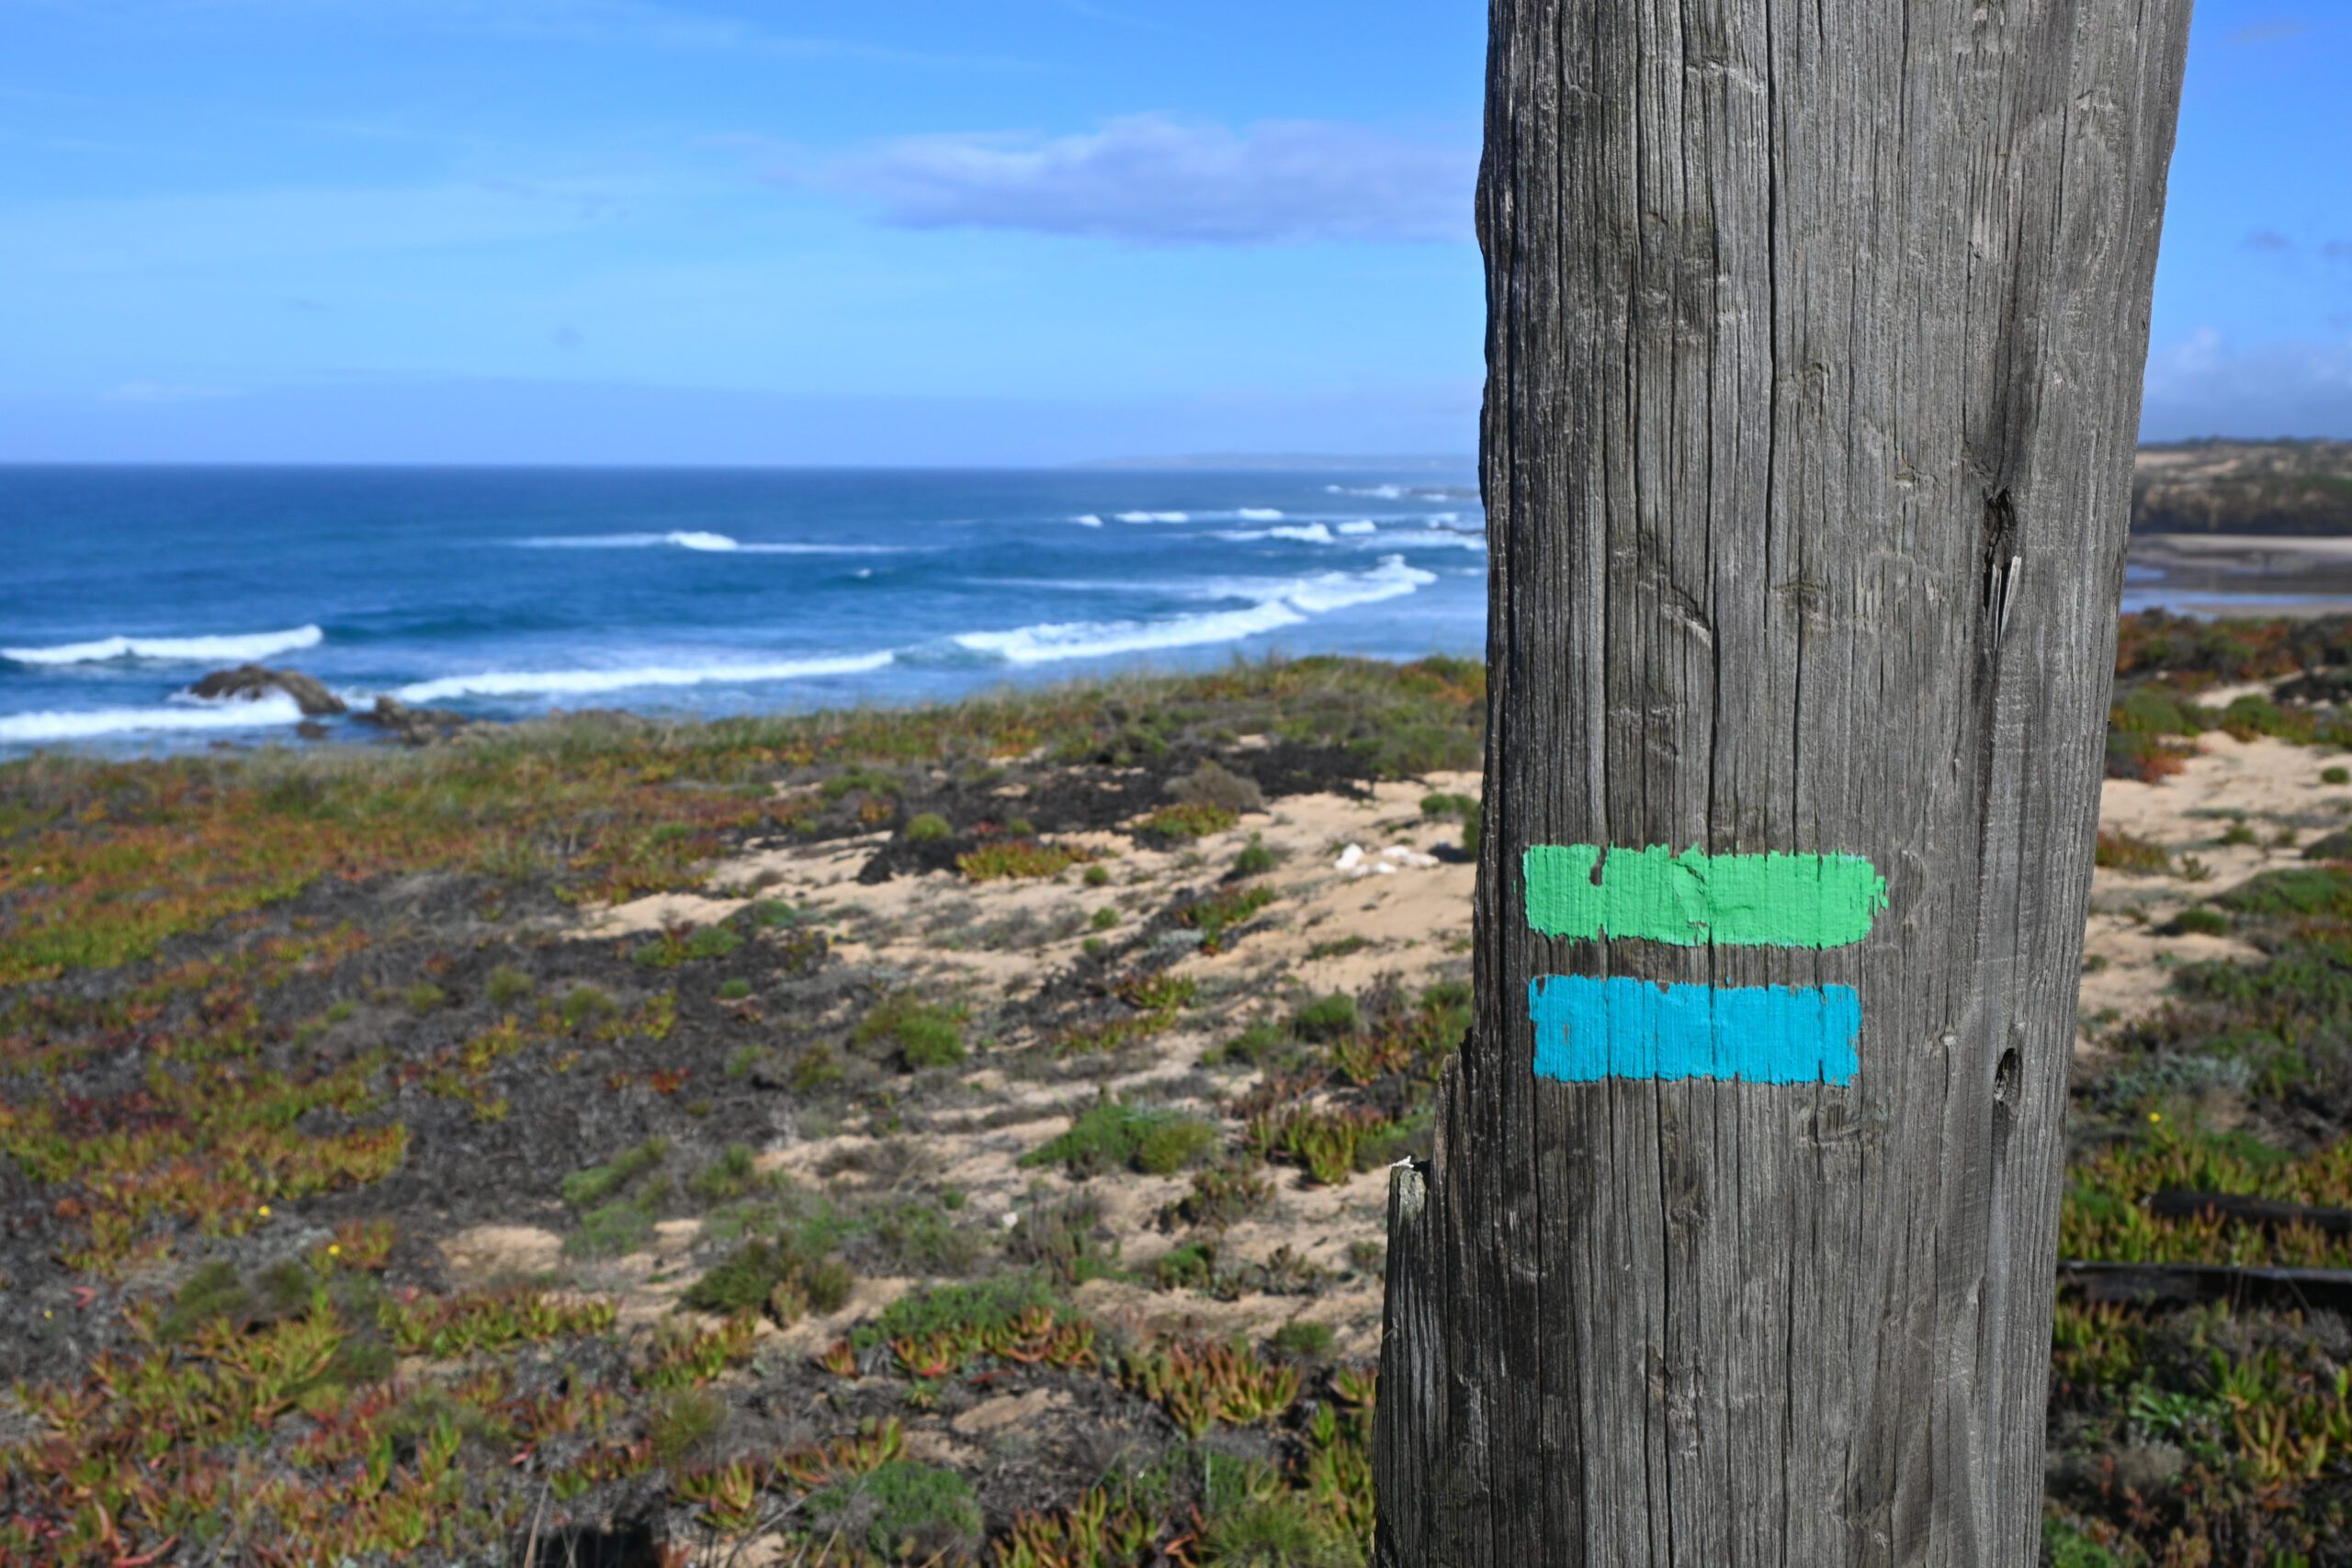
(1139, 801, 1240, 841)
(1091, 907, 1120, 931)
(820, 767, 900, 801)
(1136, 1117, 1219, 1175)
(790, 1043, 845, 1091)
(871, 1199, 984, 1276)
(647, 1387, 725, 1466)
(2306, 829, 2352, 861)
(903, 812, 952, 843)
(2093, 829, 2172, 874)
(1007, 1190, 1121, 1286)
(1268, 1320, 1336, 1359)
(803, 1257, 854, 1314)
(682, 1235, 852, 1323)
(1083, 863, 1112, 887)
(687, 1145, 760, 1203)
(561, 1138, 669, 1208)
(2326, 766, 2352, 786)
(2223, 867, 2352, 920)
(402, 982, 447, 1014)
(747, 898, 800, 927)
(485, 964, 534, 1006)
(959, 840, 1096, 881)
(560, 984, 618, 1030)
(1231, 837, 1280, 876)
(633, 924, 743, 968)
(717, 977, 752, 1001)
(858, 1275, 1059, 1350)
(159, 1260, 254, 1342)
(1209, 1021, 1289, 1067)
(567, 1196, 658, 1258)
(1292, 993, 1361, 1043)
(1153, 1240, 1218, 1291)
(1169, 759, 1264, 815)
(682, 1239, 796, 1316)
(1180, 886, 1276, 952)
(1167, 1163, 1273, 1229)
(1420, 790, 1484, 855)
(811, 1461, 983, 1560)
(1022, 1100, 1218, 1179)
(1195, 1496, 1363, 1568)
(854, 993, 967, 1069)
(2167, 908, 2231, 938)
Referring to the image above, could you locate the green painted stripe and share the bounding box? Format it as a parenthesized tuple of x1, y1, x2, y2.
(1522, 844, 1886, 949)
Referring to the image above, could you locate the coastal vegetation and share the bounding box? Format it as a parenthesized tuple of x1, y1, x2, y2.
(3, 626, 2352, 1561)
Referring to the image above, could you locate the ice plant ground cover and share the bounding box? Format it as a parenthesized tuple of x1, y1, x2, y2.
(0, 627, 2350, 1562)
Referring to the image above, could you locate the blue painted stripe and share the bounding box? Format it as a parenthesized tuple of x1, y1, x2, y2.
(1528, 975, 1860, 1086)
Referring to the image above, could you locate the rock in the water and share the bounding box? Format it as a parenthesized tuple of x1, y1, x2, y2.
(355, 695, 472, 746)
(187, 664, 346, 717)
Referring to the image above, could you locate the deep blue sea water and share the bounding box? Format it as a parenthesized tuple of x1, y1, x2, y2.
(0, 466, 1487, 753)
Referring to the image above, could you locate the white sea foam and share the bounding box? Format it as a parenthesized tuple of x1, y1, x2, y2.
(1114, 511, 1191, 524)
(956, 557, 1437, 667)
(1328, 483, 1408, 501)
(394, 652, 895, 703)
(1337, 521, 1379, 536)
(1237, 508, 1285, 522)
(0, 694, 309, 743)
(1071, 514, 1104, 527)
(3, 625, 325, 667)
(1363, 530, 1486, 553)
(1217, 523, 1337, 545)
(515, 533, 904, 555)
(1283, 557, 1440, 612)
(1430, 512, 1464, 525)
(952, 602, 1306, 666)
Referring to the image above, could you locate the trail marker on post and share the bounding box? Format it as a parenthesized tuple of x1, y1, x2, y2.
(1372, 3, 2195, 1563)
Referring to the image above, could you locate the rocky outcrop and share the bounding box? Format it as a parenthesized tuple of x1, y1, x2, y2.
(354, 695, 474, 746)
(187, 665, 346, 716)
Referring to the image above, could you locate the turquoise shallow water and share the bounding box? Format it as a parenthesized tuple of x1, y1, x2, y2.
(0, 465, 1487, 752)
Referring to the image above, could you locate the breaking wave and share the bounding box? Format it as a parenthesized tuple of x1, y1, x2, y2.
(0, 694, 309, 743)
(393, 652, 896, 704)
(514, 532, 905, 555)
(3, 625, 325, 667)
(954, 557, 1438, 667)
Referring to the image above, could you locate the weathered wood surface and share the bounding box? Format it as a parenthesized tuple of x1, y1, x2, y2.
(1374, 2, 2194, 1564)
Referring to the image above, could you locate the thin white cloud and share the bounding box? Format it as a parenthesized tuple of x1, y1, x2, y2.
(102, 381, 236, 405)
(40, 0, 1021, 69)
(783, 116, 1475, 246)
(0, 177, 643, 272)
(2222, 18, 2312, 46)
(2142, 327, 2352, 438)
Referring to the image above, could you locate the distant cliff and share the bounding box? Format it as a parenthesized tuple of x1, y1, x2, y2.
(2134, 439, 2352, 536)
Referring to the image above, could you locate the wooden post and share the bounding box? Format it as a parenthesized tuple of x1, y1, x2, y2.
(1374, 2, 2193, 1564)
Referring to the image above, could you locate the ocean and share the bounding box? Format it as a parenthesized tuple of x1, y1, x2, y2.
(0, 466, 1487, 752)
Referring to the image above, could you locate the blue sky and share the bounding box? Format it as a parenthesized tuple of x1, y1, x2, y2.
(0, 0, 2341, 465)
